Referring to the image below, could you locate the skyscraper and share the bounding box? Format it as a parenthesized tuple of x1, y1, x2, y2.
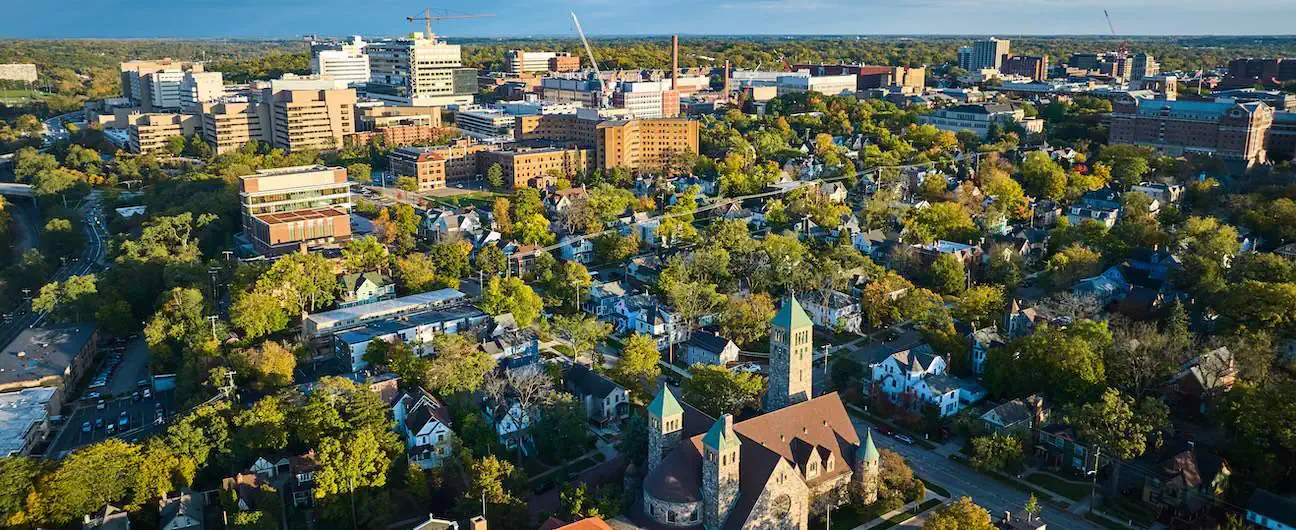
(960, 37, 1011, 71)
(366, 32, 476, 107)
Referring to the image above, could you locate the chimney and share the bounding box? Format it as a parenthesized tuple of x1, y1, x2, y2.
(671, 34, 679, 91)
(723, 60, 732, 103)
(468, 516, 487, 530)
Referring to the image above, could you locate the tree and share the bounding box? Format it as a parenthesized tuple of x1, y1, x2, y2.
(860, 272, 915, 329)
(424, 333, 495, 395)
(552, 260, 593, 310)
(984, 323, 1108, 404)
(593, 232, 640, 264)
(395, 176, 417, 192)
(554, 314, 612, 365)
(0, 456, 43, 527)
(40, 439, 143, 525)
(1019, 151, 1067, 201)
(32, 274, 98, 322)
(903, 202, 978, 244)
(1070, 388, 1169, 494)
(347, 163, 372, 185)
(614, 333, 661, 395)
(230, 291, 289, 340)
(531, 394, 591, 461)
(482, 366, 557, 458)
(342, 236, 390, 275)
(952, 285, 1004, 327)
(480, 277, 543, 326)
(717, 293, 776, 348)
(256, 252, 338, 315)
(969, 433, 1025, 473)
(665, 280, 726, 359)
(313, 430, 392, 517)
(1214, 381, 1296, 488)
(234, 341, 296, 391)
(1045, 244, 1102, 289)
(1177, 216, 1240, 295)
(462, 455, 525, 522)
(475, 244, 507, 279)
(924, 497, 994, 530)
(41, 218, 85, 259)
(231, 396, 289, 464)
(514, 213, 555, 246)
(485, 162, 505, 190)
(165, 136, 186, 155)
(492, 198, 513, 236)
(681, 364, 765, 417)
(396, 253, 453, 293)
(929, 253, 966, 295)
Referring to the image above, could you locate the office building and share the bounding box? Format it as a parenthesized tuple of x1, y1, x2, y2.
(1109, 96, 1273, 167)
(311, 36, 371, 87)
(454, 106, 520, 141)
(0, 325, 98, 417)
(539, 77, 604, 107)
(504, 50, 580, 75)
(775, 74, 856, 97)
(0, 63, 38, 83)
(613, 80, 681, 118)
(479, 144, 594, 188)
(1131, 53, 1160, 81)
(238, 165, 352, 255)
(367, 33, 477, 107)
(960, 38, 1011, 71)
(119, 60, 221, 111)
(916, 103, 1043, 138)
(199, 101, 271, 154)
(388, 139, 495, 190)
(262, 85, 357, 151)
(127, 113, 200, 154)
(1068, 53, 1102, 71)
(1266, 112, 1296, 162)
(357, 105, 443, 130)
(1001, 55, 1049, 82)
(179, 70, 224, 109)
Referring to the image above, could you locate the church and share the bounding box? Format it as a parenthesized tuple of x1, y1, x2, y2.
(637, 296, 882, 529)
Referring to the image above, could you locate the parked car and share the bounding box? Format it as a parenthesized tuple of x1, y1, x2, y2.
(96, 399, 105, 410)
(81, 422, 91, 433)
(94, 418, 104, 429)
(118, 412, 129, 428)
(894, 433, 915, 445)
(106, 423, 115, 434)
(86, 391, 101, 400)
(143, 388, 152, 399)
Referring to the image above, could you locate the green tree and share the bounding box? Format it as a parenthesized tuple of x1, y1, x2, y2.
(1019, 151, 1067, 201)
(554, 314, 612, 365)
(552, 260, 593, 310)
(969, 433, 1025, 473)
(234, 341, 296, 391)
(929, 253, 966, 295)
(347, 163, 372, 185)
(613, 333, 661, 395)
(531, 394, 591, 461)
(256, 252, 338, 314)
(1176, 216, 1240, 295)
(952, 285, 1004, 326)
(41, 218, 85, 260)
(0, 456, 44, 527)
(717, 293, 776, 348)
(985, 322, 1108, 404)
(165, 136, 186, 155)
(681, 364, 765, 418)
(1046, 244, 1102, 288)
(424, 333, 495, 395)
(313, 430, 392, 513)
(230, 291, 289, 340)
(924, 497, 994, 530)
(485, 162, 505, 190)
(395, 252, 453, 293)
(342, 236, 390, 275)
(475, 244, 507, 278)
(395, 175, 417, 192)
(514, 213, 555, 246)
(480, 277, 543, 326)
(1070, 388, 1169, 494)
(903, 202, 978, 244)
(40, 439, 143, 525)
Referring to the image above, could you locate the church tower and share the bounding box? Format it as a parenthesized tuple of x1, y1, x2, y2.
(767, 294, 813, 411)
(702, 414, 741, 530)
(854, 429, 881, 504)
(647, 382, 683, 473)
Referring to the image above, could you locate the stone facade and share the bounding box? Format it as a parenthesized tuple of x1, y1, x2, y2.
(736, 458, 810, 530)
(767, 296, 814, 411)
(648, 386, 685, 473)
(642, 492, 703, 527)
(854, 430, 881, 505)
(702, 415, 741, 530)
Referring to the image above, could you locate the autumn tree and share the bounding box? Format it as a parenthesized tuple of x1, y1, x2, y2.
(681, 364, 765, 417)
(614, 333, 662, 395)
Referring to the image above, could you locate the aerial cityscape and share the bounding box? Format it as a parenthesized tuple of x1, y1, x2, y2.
(2, 6, 1296, 530)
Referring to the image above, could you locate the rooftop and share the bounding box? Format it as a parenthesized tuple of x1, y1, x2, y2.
(0, 387, 56, 456)
(306, 288, 467, 332)
(336, 304, 488, 344)
(255, 207, 349, 225)
(0, 325, 96, 388)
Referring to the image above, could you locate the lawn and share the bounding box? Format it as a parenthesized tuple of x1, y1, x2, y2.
(553, 344, 574, 357)
(1025, 473, 1092, 501)
(920, 479, 950, 498)
(1100, 497, 1156, 527)
(869, 499, 943, 530)
(0, 89, 45, 102)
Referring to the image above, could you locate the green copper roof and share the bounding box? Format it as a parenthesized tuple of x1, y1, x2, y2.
(773, 295, 813, 330)
(860, 429, 879, 463)
(703, 415, 741, 451)
(647, 383, 683, 418)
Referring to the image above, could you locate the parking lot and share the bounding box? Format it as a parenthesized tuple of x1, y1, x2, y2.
(49, 388, 177, 456)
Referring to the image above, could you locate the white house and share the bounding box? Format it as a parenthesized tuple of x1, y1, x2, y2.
(869, 346, 965, 417)
(564, 363, 631, 425)
(393, 388, 455, 469)
(558, 236, 595, 264)
(684, 330, 740, 366)
(420, 209, 484, 242)
(613, 293, 686, 348)
(798, 290, 862, 334)
(487, 400, 534, 454)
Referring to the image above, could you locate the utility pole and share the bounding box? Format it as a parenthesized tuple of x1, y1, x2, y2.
(1088, 445, 1101, 514)
(207, 315, 219, 340)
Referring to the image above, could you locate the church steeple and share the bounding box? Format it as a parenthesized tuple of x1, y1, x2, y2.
(766, 294, 813, 411)
(647, 383, 684, 472)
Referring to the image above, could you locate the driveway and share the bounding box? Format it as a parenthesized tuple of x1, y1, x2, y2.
(106, 337, 150, 396)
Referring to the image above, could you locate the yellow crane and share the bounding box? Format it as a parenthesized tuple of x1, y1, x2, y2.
(406, 9, 493, 38)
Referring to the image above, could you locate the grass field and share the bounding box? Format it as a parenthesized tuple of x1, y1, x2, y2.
(1026, 473, 1092, 500)
(0, 89, 47, 103)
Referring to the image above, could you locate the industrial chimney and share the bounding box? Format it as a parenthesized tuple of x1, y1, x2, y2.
(723, 59, 731, 103)
(671, 34, 679, 90)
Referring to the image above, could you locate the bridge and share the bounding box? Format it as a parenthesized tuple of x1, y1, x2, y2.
(0, 182, 34, 198)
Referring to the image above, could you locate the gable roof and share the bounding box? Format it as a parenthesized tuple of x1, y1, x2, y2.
(566, 363, 623, 400)
(341, 271, 389, 294)
(687, 330, 735, 354)
(772, 295, 813, 329)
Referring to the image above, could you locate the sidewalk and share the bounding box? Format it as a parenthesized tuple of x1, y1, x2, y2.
(848, 488, 947, 530)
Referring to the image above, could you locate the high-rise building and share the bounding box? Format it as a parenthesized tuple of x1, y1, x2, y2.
(119, 60, 221, 111)
(1131, 53, 1160, 81)
(503, 50, 580, 75)
(959, 38, 1011, 71)
(766, 295, 813, 412)
(179, 70, 224, 109)
(1001, 55, 1049, 81)
(199, 101, 271, 154)
(613, 80, 681, 119)
(1109, 96, 1273, 167)
(367, 32, 477, 107)
(127, 113, 199, 154)
(515, 111, 698, 174)
(311, 36, 371, 87)
(262, 85, 357, 152)
(238, 165, 352, 255)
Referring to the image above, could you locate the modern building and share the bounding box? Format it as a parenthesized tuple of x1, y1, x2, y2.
(198, 101, 271, 154)
(127, 113, 200, 154)
(454, 106, 520, 141)
(311, 36, 371, 87)
(262, 84, 357, 152)
(613, 80, 681, 119)
(367, 33, 476, 107)
(334, 304, 490, 372)
(776, 74, 857, 97)
(1001, 55, 1049, 81)
(789, 64, 926, 92)
(237, 165, 352, 255)
(1131, 53, 1160, 81)
(916, 103, 1043, 138)
(538, 77, 604, 107)
(0, 387, 57, 457)
(959, 38, 1011, 71)
(503, 50, 579, 75)
(304, 288, 468, 339)
(1109, 96, 1274, 166)
(0, 325, 98, 413)
(0, 63, 38, 83)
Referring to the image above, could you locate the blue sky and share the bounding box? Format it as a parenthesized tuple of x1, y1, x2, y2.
(5, 0, 1295, 37)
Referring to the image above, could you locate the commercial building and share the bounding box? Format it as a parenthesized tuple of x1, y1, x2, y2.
(0, 387, 57, 457)
(613, 80, 681, 119)
(539, 77, 604, 107)
(367, 32, 477, 107)
(311, 36, 371, 87)
(0, 325, 98, 415)
(335, 304, 490, 372)
(0, 63, 38, 83)
(119, 60, 222, 111)
(775, 74, 857, 97)
(1001, 55, 1049, 82)
(388, 140, 495, 190)
(262, 85, 357, 151)
(479, 144, 594, 188)
(454, 106, 520, 141)
(1268, 111, 1296, 162)
(238, 165, 352, 255)
(199, 101, 271, 154)
(127, 113, 200, 154)
(1131, 53, 1160, 81)
(503, 50, 579, 74)
(958, 38, 1011, 71)
(1109, 96, 1274, 167)
(304, 288, 467, 338)
(916, 103, 1043, 138)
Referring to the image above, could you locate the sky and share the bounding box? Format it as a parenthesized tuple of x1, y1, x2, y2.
(4, 0, 1296, 38)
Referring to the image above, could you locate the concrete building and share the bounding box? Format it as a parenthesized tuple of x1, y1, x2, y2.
(334, 304, 489, 372)
(199, 101, 271, 154)
(179, 70, 224, 109)
(305, 288, 468, 339)
(0, 386, 57, 457)
(1001, 55, 1049, 81)
(791, 64, 926, 92)
(1131, 53, 1160, 81)
(238, 165, 352, 255)
(0, 63, 38, 83)
(1109, 96, 1274, 167)
(539, 77, 604, 107)
(479, 144, 594, 188)
(916, 103, 1043, 138)
(0, 325, 98, 415)
(357, 105, 443, 130)
(959, 38, 1011, 71)
(367, 33, 476, 107)
(311, 36, 371, 87)
(614, 80, 681, 119)
(127, 113, 200, 154)
(262, 85, 356, 151)
(120, 59, 201, 111)
(388, 139, 495, 191)
(776, 74, 857, 97)
(454, 106, 519, 141)
(1225, 57, 1296, 88)
(504, 50, 579, 74)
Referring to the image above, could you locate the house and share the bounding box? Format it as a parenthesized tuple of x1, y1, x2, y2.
(420, 208, 484, 242)
(1131, 182, 1184, 204)
(481, 325, 540, 370)
(338, 272, 396, 308)
(393, 388, 455, 469)
(869, 346, 965, 417)
(83, 505, 131, 530)
(484, 399, 534, 454)
(1003, 299, 1040, 338)
(626, 254, 664, 284)
(1142, 442, 1231, 518)
(158, 491, 203, 530)
(715, 201, 765, 228)
(1080, 189, 1123, 211)
(546, 187, 588, 216)
(1124, 247, 1181, 285)
(853, 229, 898, 260)
(1073, 266, 1131, 306)
(979, 394, 1047, 436)
(684, 330, 740, 366)
(543, 516, 615, 530)
(1065, 204, 1119, 228)
(1246, 489, 1296, 530)
(1035, 424, 1098, 476)
(558, 236, 595, 264)
(613, 293, 685, 348)
(1171, 347, 1236, 412)
(412, 514, 488, 530)
(586, 280, 635, 320)
(968, 327, 1005, 375)
(220, 472, 277, 514)
(821, 182, 848, 203)
(798, 289, 862, 334)
(564, 363, 631, 425)
(289, 452, 321, 507)
(1031, 199, 1063, 227)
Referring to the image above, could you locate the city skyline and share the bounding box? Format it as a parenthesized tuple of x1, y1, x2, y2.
(5, 0, 1296, 38)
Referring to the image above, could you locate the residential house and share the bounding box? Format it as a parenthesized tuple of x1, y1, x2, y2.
(481, 324, 540, 369)
(1080, 189, 1123, 211)
(484, 399, 534, 454)
(798, 289, 863, 334)
(1073, 266, 1131, 306)
(968, 327, 1005, 375)
(587, 280, 634, 320)
(1131, 182, 1184, 204)
(821, 182, 848, 203)
(852, 229, 898, 261)
(393, 388, 455, 469)
(1003, 299, 1040, 338)
(1065, 204, 1119, 228)
(220, 472, 277, 515)
(158, 491, 202, 530)
(1124, 247, 1180, 286)
(564, 363, 631, 425)
(338, 272, 396, 308)
(83, 505, 131, 530)
(558, 236, 595, 264)
(613, 293, 684, 348)
(619, 212, 659, 247)
(684, 330, 739, 366)
(1142, 442, 1231, 519)
(869, 345, 966, 417)
(714, 201, 765, 228)
(979, 394, 1048, 436)
(1246, 489, 1296, 530)
(289, 452, 320, 507)
(1035, 424, 1099, 476)
(1171, 347, 1237, 413)
(546, 187, 588, 216)
(625, 254, 663, 284)
(420, 208, 484, 242)
(1032, 199, 1063, 228)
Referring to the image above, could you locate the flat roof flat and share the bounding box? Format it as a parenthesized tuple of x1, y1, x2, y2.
(0, 387, 55, 456)
(255, 207, 350, 225)
(307, 288, 467, 330)
(0, 325, 96, 387)
(337, 305, 489, 344)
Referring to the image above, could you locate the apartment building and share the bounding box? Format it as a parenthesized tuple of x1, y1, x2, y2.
(127, 113, 200, 154)
(238, 165, 352, 255)
(1001, 55, 1049, 82)
(262, 85, 357, 151)
(479, 144, 594, 188)
(367, 33, 476, 107)
(594, 118, 699, 173)
(959, 38, 1011, 71)
(311, 36, 371, 87)
(198, 101, 270, 154)
(503, 50, 580, 75)
(1109, 96, 1273, 167)
(916, 103, 1043, 139)
(388, 140, 495, 191)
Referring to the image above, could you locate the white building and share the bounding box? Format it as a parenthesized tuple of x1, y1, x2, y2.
(304, 288, 467, 338)
(615, 80, 679, 119)
(367, 32, 475, 107)
(393, 388, 455, 469)
(502, 50, 577, 75)
(454, 106, 518, 141)
(869, 346, 966, 417)
(311, 36, 371, 87)
(776, 73, 856, 97)
(332, 304, 489, 372)
(797, 290, 862, 334)
(179, 71, 223, 109)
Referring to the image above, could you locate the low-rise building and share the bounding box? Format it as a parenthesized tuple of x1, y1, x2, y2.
(869, 345, 971, 417)
(1065, 204, 1119, 228)
(338, 272, 395, 308)
(916, 103, 1043, 138)
(798, 290, 862, 334)
(776, 73, 857, 97)
(0, 325, 98, 413)
(1035, 424, 1098, 476)
(238, 165, 352, 255)
(978, 394, 1047, 437)
(684, 330, 739, 366)
(333, 304, 490, 372)
(393, 388, 455, 469)
(0, 386, 57, 457)
(564, 363, 631, 425)
(304, 288, 468, 338)
(157, 490, 203, 530)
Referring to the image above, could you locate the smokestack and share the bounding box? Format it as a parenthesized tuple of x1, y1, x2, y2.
(724, 60, 731, 102)
(671, 34, 679, 90)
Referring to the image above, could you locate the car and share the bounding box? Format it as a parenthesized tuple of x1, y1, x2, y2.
(81, 421, 91, 433)
(154, 412, 165, 425)
(132, 391, 140, 401)
(118, 412, 129, 428)
(106, 423, 115, 434)
(894, 433, 915, 445)
(86, 391, 101, 400)
(876, 424, 895, 436)
(143, 388, 152, 399)
(96, 399, 106, 410)
(94, 418, 104, 429)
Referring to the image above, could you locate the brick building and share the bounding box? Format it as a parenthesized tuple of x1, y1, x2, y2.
(479, 145, 594, 188)
(1001, 55, 1049, 81)
(388, 140, 495, 191)
(238, 165, 352, 255)
(1109, 96, 1274, 167)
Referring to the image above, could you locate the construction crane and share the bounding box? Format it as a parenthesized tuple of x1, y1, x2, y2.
(406, 9, 493, 39)
(570, 11, 609, 108)
(1103, 9, 1130, 57)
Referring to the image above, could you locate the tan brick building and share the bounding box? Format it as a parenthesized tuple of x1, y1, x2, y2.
(1109, 96, 1273, 167)
(262, 86, 357, 152)
(516, 114, 699, 174)
(127, 113, 199, 154)
(478, 145, 594, 188)
(238, 165, 352, 255)
(388, 140, 495, 191)
(199, 101, 271, 154)
(347, 125, 451, 148)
